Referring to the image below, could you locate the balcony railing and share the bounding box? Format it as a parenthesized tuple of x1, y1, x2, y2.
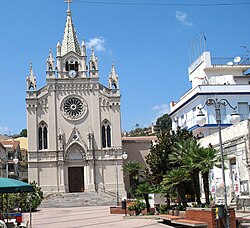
(211, 57, 250, 65)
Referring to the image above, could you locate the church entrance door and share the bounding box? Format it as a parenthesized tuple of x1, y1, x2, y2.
(68, 167, 84, 192)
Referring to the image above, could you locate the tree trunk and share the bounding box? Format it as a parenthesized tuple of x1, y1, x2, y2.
(144, 194, 150, 213)
(177, 185, 187, 207)
(166, 194, 171, 208)
(202, 172, 210, 205)
(191, 170, 201, 205)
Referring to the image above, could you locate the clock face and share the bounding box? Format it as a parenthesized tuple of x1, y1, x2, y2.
(68, 70, 77, 78)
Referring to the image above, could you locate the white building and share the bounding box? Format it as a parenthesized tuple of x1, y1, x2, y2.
(169, 51, 250, 138)
(26, 3, 126, 198)
(199, 119, 250, 205)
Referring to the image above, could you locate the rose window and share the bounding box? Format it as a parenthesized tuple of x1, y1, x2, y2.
(61, 96, 88, 120)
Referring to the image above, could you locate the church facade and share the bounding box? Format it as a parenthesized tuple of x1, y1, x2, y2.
(26, 5, 126, 197)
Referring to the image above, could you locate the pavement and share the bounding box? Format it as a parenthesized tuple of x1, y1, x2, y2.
(22, 207, 250, 228)
(236, 210, 250, 221)
(22, 206, 172, 228)
(22, 191, 250, 228)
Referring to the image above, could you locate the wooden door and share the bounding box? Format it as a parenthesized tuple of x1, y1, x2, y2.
(68, 167, 84, 192)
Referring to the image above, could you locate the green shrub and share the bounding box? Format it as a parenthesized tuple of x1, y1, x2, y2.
(128, 200, 146, 215)
(157, 204, 171, 214)
(21, 181, 44, 211)
(0, 181, 43, 212)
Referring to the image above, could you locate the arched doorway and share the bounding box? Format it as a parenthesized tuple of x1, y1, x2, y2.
(65, 143, 86, 192)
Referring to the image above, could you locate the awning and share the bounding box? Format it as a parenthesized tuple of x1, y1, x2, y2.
(0, 178, 34, 193)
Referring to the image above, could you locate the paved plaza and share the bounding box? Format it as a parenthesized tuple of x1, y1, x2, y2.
(23, 206, 173, 228)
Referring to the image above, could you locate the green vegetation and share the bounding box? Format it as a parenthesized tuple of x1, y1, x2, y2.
(136, 182, 153, 213)
(0, 181, 43, 212)
(124, 160, 143, 197)
(19, 129, 27, 137)
(128, 114, 172, 137)
(156, 114, 172, 134)
(125, 124, 221, 213)
(128, 200, 146, 215)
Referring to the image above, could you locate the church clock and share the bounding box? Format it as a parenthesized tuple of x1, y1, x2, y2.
(68, 70, 77, 78)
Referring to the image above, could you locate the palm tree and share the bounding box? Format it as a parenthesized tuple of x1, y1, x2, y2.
(171, 138, 202, 205)
(136, 182, 153, 213)
(180, 142, 221, 205)
(194, 146, 221, 205)
(161, 167, 190, 207)
(124, 160, 143, 197)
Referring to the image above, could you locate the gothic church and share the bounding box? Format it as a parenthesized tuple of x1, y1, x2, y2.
(26, 3, 126, 197)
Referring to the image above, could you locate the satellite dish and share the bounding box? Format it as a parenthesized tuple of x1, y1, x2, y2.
(234, 56, 241, 63)
(227, 61, 234, 66)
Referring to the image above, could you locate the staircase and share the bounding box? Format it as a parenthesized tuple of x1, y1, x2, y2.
(39, 192, 117, 208)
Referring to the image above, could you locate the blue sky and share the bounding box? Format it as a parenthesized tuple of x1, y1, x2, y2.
(0, 0, 249, 134)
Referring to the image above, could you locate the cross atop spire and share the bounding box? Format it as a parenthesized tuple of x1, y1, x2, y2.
(61, 0, 81, 56)
(65, 0, 72, 11)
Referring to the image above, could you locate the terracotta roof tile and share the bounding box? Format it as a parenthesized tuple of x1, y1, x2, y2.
(0, 140, 20, 150)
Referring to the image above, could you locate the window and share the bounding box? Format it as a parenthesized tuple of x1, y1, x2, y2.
(38, 122, 48, 150)
(101, 120, 111, 148)
(220, 104, 226, 124)
(65, 60, 78, 72)
(38, 127, 43, 150)
(44, 127, 48, 149)
(238, 102, 249, 121)
(107, 125, 111, 147)
(240, 180, 249, 195)
(102, 126, 106, 148)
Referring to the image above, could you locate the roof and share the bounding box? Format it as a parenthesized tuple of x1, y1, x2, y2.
(122, 136, 157, 143)
(0, 140, 20, 150)
(0, 142, 6, 151)
(7, 137, 27, 150)
(61, 9, 81, 56)
(0, 135, 11, 141)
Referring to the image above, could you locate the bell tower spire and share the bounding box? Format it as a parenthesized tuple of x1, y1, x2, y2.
(61, 0, 81, 56)
(108, 62, 119, 89)
(26, 62, 37, 91)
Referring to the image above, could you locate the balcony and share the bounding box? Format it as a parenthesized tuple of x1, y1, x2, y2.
(211, 57, 250, 66)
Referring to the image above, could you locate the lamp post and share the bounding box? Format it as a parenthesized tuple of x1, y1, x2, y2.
(13, 156, 19, 179)
(196, 98, 240, 228)
(115, 150, 128, 206)
(105, 147, 128, 206)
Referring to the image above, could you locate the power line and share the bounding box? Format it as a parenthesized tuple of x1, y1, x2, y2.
(74, 0, 250, 7)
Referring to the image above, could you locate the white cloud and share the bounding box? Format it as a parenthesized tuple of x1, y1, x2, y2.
(151, 104, 170, 124)
(0, 126, 10, 135)
(86, 37, 106, 52)
(175, 10, 192, 26)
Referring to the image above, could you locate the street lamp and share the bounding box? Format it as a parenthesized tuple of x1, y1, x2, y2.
(196, 98, 240, 228)
(116, 151, 128, 206)
(105, 147, 128, 206)
(13, 156, 19, 179)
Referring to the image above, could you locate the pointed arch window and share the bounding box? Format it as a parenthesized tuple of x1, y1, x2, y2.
(101, 120, 111, 148)
(107, 125, 111, 147)
(102, 126, 106, 148)
(38, 127, 43, 150)
(44, 127, 48, 149)
(65, 60, 79, 72)
(38, 122, 48, 150)
(29, 83, 34, 91)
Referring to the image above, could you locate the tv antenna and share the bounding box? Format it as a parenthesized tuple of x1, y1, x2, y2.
(233, 56, 241, 64)
(226, 61, 233, 66)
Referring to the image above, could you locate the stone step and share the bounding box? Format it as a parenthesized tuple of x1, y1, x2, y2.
(40, 192, 116, 208)
(240, 223, 250, 228)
